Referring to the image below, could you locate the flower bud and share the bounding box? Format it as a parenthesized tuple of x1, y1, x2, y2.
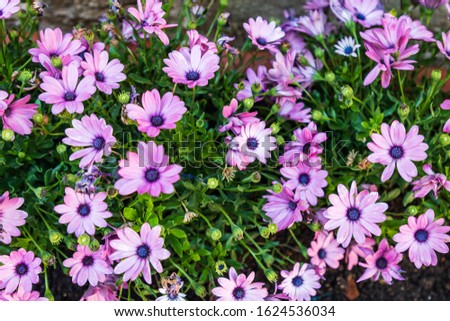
(196, 119, 205, 128)
(33, 113, 44, 124)
(237, 82, 245, 91)
(310, 222, 322, 232)
(84, 30, 95, 43)
(49, 230, 64, 245)
(276, 135, 285, 145)
(209, 228, 222, 241)
(268, 223, 278, 234)
(2, 129, 15, 142)
(314, 47, 324, 59)
(215, 260, 228, 276)
(89, 238, 101, 251)
(439, 134, 450, 146)
(243, 98, 254, 110)
(312, 110, 323, 121)
(118, 91, 131, 104)
(270, 122, 280, 135)
(341, 85, 354, 98)
(219, 0, 229, 7)
(65, 237, 77, 251)
(250, 171, 261, 183)
(259, 226, 270, 239)
(194, 285, 207, 298)
(18, 152, 26, 158)
(18, 69, 33, 83)
(251, 82, 262, 95)
(431, 69, 442, 82)
(187, 21, 197, 30)
(265, 269, 278, 283)
(207, 177, 219, 189)
(231, 224, 244, 241)
(325, 71, 335, 83)
(51, 56, 63, 68)
(272, 183, 283, 193)
(42, 251, 56, 267)
(56, 144, 67, 154)
(77, 234, 91, 246)
(406, 206, 419, 216)
(107, 186, 118, 199)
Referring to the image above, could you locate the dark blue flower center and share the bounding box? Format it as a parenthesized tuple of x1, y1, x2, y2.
(186, 71, 200, 81)
(389, 146, 404, 159)
(344, 46, 353, 55)
(246, 137, 259, 150)
(232, 287, 245, 299)
(136, 244, 150, 258)
(414, 229, 429, 243)
(218, 264, 225, 270)
(356, 13, 366, 21)
(15, 263, 28, 276)
(64, 92, 76, 101)
(0, 10, 3, 16)
(151, 115, 164, 127)
(93, 137, 106, 150)
(77, 204, 91, 217)
(256, 37, 267, 46)
(347, 207, 361, 221)
(318, 249, 327, 259)
(298, 173, 310, 186)
(292, 276, 304, 287)
(95, 72, 105, 82)
(145, 168, 160, 183)
(288, 201, 297, 211)
(302, 142, 311, 154)
(375, 257, 388, 269)
(82, 255, 94, 267)
(4, 108, 11, 117)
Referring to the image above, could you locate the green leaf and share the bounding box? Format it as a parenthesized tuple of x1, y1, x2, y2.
(169, 228, 187, 239)
(123, 207, 138, 221)
(166, 234, 183, 257)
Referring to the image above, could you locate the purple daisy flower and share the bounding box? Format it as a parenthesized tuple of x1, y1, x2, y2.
(163, 45, 220, 88)
(109, 223, 171, 284)
(345, 0, 384, 28)
(367, 120, 428, 182)
(419, 0, 448, 9)
(0, 191, 27, 245)
(324, 181, 388, 248)
(126, 89, 187, 138)
(441, 100, 450, 133)
(357, 239, 404, 285)
(437, 31, 450, 61)
(277, 97, 311, 123)
(187, 30, 218, 54)
(296, 10, 334, 37)
(114, 141, 183, 197)
(0, 287, 48, 301)
(236, 66, 267, 102)
(304, 0, 329, 10)
(63, 114, 117, 168)
(0, 91, 38, 136)
(393, 209, 450, 269)
(308, 231, 345, 273)
(219, 99, 259, 135)
(211, 267, 268, 301)
(279, 263, 321, 301)
(39, 63, 96, 115)
(63, 245, 113, 286)
(55, 188, 112, 237)
(345, 238, 376, 270)
(0, 0, 20, 19)
(0, 249, 42, 294)
(243, 17, 285, 52)
(412, 164, 450, 198)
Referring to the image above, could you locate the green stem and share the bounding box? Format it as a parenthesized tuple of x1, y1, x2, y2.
(397, 70, 406, 103)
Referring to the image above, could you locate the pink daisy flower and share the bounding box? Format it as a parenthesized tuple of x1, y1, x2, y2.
(80, 50, 126, 95)
(262, 182, 309, 231)
(441, 99, 450, 133)
(304, 0, 329, 10)
(400, 16, 434, 42)
(393, 209, 450, 269)
(345, 0, 384, 28)
(0, 91, 38, 136)
(115, 141, 183, 197)
(55, 188, 112, 237)
(278, 97, 311, 123)
(81, 277, 118, 301)
(419, 0, 448, 9)
(163, 45, 220, 88)
(211, 267, 268, 301)
(236, 66, 267, 102)
(357, 239, 404, 285)
(297, 10, 334, 37)
(0, 249, 42, 294)
(279, 263, 321, 301)
(39, 63, 96, 115)
(126, 89, 187, 138)
(412, 164, 450, 198)
(187, 30, 218, 54)
(62, 114, 116, 169)
(63, 245, 113, 286)
(29, 27, 83, 63)
(280, 163, 328, 206)
(367, 120, 428, 182)
(297, 50, 323, 89)
(0, 0, 20, 19)
(307, 231, 345, 272)
(243, 17, 285, 52)
(0, 287, 48, 301)
(437, 31, 450, 61)
(0, 191, 27, 245)
(345, 238, 376, 270)
(109, 223, 170, 284)
(324, 181, 388, 247)
(219, 99, 259, 135)
(225, 137, 252, 171)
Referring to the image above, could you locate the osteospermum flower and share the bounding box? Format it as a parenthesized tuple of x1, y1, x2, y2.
(0, 249, 42, 294)
(109, 223, 170, 284)
(81, 277, 118, 301)
(297, 10, 334, 37)
(0, 192, 27, 245)
(115, 141, 183, 197)
(236, 66, 267, 102)
(0, 0, 20, 19)
(304, 0, 329, 10)
(307, 231, 345, 272)
(211, 267, 268, 301)
(280, 163, 328, 206)
(219, 99, 259, 135)
(0, 287, 48, 301)
(277, 97, 311, 123)
(335, 37, 360, 57)
(39, 63, 96, 115)
(55, 188, 112, 237)
(412, 164, 450, 198)
(345, 0, 384, 28)
(279, 263, 321, 301)
(419, 0, 448, 9)
(163, 45, 220, 88)
(62, 114, 116, 168)
(126, 89, 187, 138)
(187, 30, 217, 54)
(262, 183, 309, 231)
(80, 50, 126, 94)
(324, 181, 388, 247)
(437, 31, 450, 61)
(393, 209, 450, 269)
(63, 245, 113, 286)
(357, 239, 404, 285)
(345, 238, 376, 270)
(243, 17, 285, 52)
(441, 100, 450, 133)
(367, 120, 428, 182)
(0, 91, 38, 136)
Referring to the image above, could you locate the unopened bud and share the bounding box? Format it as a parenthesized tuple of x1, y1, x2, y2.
(439, 134, 450, 146)
(325, 71, 335, 83)
(250, 171, 261, 183)
(194, 285, 207, 298)
(312, 110, 323, 121)
(18, 70, 33, 83)
(259, 226, 270, 239)
(56, 144, 67, 154)
(243, 98, 254, 110)
(49, 230, 63, 245)
(207, 177, 219, 189)
(431, 69, 442, 82)
(2, 129, 15, 142)
(209, 228, 222, 241)
(272, 183, 283, 193)
(268, 223, 278, 234)
(231, 224, 244, 241)
(406, 206, 419, 216)
(314, 47, 324, 59)
(51, 56, 62, 68)
(265, 269, 278, 282)
(251, 82, 262, 95)
(341, 85, 353, 98)
(118, 91, 131, 104)
(77, 234, 90, 246)
(42, 251, 56, 267)
(33, 113, 44, 124)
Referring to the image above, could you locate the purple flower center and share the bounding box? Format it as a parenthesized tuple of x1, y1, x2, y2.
(186, 71, 200, 81)
(356, 13, 366, 21)
(64, 92, 76, 101)
(15, 263, 28, 276)
(318, 249, 327, 259)
(246, 137, 259, 150)
(4, 108, 11, 117)
(95, 72, 105, 82)
(375, 257, 388, 269)
(292, 276, 304, 287)
(414, 229, 429, 243)
(151, 115, 164, 127)
(389, 146, 404, 159)
(136, 245, 150, 258)
(0, 10, 3, 16)
(232, 287, 245, 299)
(288, 201, 297, 211)
(93, 137, 106, 150)
(347, 207, 361, 221)
(298, 173, 310, 186)
(77, 204, 91, 217)
(344, 46, 353, 55)
(82, 255, 94, 267)
(302, 142, 311, 154)
(145, 168, 160, 183)
(256, 37, 267, 46)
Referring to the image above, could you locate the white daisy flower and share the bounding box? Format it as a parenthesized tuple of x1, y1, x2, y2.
(334, 37, 361, 57)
